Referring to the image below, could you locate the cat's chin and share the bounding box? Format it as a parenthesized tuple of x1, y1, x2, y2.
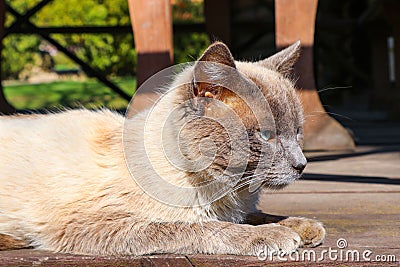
(265, 173, 301, 190)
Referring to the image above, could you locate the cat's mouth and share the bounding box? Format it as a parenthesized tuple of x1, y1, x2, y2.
(235, 171, 301, 191)
(264, 172, 302, 190)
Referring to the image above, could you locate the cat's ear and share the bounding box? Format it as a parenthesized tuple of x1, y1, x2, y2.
(192, 42, 236, 101)
(258, 41, 301, 75)
(197, 42, 236, 68)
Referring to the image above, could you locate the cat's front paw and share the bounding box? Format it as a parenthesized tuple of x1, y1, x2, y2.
(243, 224, 301, 256)
(278, 217, 326, 247)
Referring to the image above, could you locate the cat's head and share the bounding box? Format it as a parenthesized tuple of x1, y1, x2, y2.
(173, 41, 306, 192)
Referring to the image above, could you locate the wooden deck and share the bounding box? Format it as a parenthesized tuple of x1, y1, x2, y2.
(1, 124, 399, 266)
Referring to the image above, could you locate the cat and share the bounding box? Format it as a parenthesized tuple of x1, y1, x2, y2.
(0, 41, 325, 256)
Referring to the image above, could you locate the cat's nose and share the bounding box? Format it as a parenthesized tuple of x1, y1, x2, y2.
(292, 156, 307, 173)
(287, 142, 307, 173)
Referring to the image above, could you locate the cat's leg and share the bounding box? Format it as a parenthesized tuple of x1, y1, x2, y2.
(42, 215, 301, 256)
(0, 233, 30, 250)
(132, 221, 302, 256)
(245, 213, 325, 248)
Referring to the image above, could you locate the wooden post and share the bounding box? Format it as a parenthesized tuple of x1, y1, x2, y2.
(128, 0, 173, 112)
(0, 0, 15, 115)
(275, 0, 354, 150)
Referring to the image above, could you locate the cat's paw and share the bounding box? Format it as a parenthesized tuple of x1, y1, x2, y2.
(278, 217, 326, 247)
(243, 224, 301, 256)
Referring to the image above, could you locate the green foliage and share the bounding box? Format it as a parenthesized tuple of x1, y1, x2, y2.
(173, 0, 209, 63)
(2, 35, 41, 79)
(173, 0, 205, 23)
(37, 0, 136, 76)
(2, 0, 135, 79)
(1, 0, 209, 80)
(174, 32, 209, 63)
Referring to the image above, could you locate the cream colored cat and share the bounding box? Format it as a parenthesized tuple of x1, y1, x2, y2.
(0, 42, 325, 256)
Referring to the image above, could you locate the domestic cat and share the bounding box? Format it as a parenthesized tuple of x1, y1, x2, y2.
(0, 42, 325, 256)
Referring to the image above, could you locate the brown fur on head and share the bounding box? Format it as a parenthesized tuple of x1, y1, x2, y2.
(172, 41, 307, 193)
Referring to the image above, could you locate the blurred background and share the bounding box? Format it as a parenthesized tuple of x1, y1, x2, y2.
(1, 0, 208, 110)
(1, 0, 400, 145)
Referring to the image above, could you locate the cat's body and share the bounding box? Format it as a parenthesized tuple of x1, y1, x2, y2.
(0, 42, 325, 255)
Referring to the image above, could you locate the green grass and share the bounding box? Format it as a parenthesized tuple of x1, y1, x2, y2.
(53, 65, 80, 72)
(3, 77, 136, 111)
(53, 53, 80, 71)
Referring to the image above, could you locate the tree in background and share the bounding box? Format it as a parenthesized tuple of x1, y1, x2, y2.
(38, 0, 136, 76)
(2, 0, 136, 80)
(2, 0, 209, 81)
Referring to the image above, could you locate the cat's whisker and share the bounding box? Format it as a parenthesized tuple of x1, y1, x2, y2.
(230, 172, 266, 184)
(191, 170, 249, 187)
(187, 54, 197, 61)
(307, 110, 354, 121)
(235, 182, 264, 195)
(235, 179, 262, 192)
(317, 86, 352, 94)
(292, 76, 300, 86)
(196, 173, 264, 191)
(231, 175, 266, 192)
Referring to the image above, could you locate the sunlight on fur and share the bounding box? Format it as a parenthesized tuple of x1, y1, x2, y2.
(0, 42, 325, 255)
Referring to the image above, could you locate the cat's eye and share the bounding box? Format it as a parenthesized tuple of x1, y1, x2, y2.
(259, 130, 274, 142)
